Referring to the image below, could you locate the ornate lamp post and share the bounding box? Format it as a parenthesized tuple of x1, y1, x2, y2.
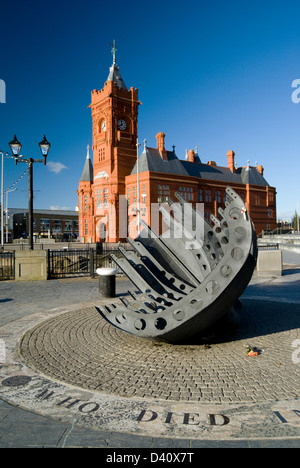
(9, 134, 51, 249)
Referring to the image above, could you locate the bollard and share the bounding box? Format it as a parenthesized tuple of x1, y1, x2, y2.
(96, 267, 118, 298)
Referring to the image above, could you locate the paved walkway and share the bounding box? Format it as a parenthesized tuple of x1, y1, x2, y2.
(0, 252, 300, 448)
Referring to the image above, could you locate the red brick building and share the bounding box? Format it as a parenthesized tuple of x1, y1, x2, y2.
(78, 47, 277, 243)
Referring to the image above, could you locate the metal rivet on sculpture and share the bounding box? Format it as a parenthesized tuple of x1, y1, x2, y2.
(96, 187, 258, 342)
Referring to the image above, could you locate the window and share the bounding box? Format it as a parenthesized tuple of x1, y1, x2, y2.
(179, 186, 193, 201)
(41, 219, 50, 230)
(254, 194, 260, 206)
(142, 184, 146, 204)
(98, 147, 105, 161)
(158, 185, 170, 203)
(205, 190, 212, 203)
(268, 191, 274, 203)
(267, 209, 273, 218)
(215, 191, 221, 203)
(85, 219, 88, 235)
(158, 185, 161, 204)
(198, 189, 203, 202)
(95, 189, 100, 208)
(64, 220, 73, 231)
(127, 187, 130, 206)
(53, 220, 62, 232)
(84, 195, 88, 211)
(163, 185, 169, 202)
(104, 188, 108, 207)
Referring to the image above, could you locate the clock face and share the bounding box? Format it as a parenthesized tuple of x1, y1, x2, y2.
(101, 120, 106, 131)
(117, 119, 127, 131)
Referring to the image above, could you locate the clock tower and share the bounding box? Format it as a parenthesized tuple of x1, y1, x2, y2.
(88, 41, 140, 242)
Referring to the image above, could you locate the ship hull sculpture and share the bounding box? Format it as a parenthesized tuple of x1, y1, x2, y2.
(96, 187, 258, 342)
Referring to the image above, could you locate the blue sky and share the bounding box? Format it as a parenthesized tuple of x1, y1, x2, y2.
(0, 0, 299, 221)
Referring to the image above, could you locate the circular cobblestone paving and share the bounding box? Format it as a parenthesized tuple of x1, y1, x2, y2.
(20, 299, 300, 403)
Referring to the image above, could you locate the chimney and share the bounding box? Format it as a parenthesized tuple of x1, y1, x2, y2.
(188, 149, 195, 162)
(227, 150, 235, 172)
(156, 132, 167, 160)
(257, 164, 264, 175)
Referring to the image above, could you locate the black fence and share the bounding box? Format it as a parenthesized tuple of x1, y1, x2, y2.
(47, 248, 125, 279)
(0, 247, 130, 280)
(0, 252, 15, 280)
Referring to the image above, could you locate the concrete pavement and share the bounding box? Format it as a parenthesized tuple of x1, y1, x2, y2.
(0, 251, 300, 448)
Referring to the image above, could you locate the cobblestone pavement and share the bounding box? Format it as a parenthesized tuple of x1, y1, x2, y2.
(0, 254, 300, 448)
(20, 300, 299, 403)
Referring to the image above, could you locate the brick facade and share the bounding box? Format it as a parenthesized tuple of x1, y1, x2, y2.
(78, 52, 276, 243)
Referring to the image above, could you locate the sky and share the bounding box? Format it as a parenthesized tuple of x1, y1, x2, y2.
(0, 0, 299, 221)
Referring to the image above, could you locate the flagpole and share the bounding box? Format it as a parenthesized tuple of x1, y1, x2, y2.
(136, 138, 141, 236)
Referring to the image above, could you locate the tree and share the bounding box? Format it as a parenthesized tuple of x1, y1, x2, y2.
(292, 210, 300, 231)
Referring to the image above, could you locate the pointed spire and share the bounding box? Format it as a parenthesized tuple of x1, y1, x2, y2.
(106, 40, 127, 90)
(79, 145, 93, 182)
(194, 146, 201, 163)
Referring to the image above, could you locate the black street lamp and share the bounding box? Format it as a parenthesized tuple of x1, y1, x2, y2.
(8, 134, 22, 158)
(9, 135, 51, 249)
(39, 135, 51, 165)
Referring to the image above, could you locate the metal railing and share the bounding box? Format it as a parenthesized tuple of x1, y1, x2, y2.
(258, 243, 279, 250)
(0, 246, 131, 280)
(47, 249, 91, 278)
(0, 251, 15, 280)
(47, 248, 126, 279)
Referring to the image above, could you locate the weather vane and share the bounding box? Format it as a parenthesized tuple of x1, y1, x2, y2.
(111, 40, 117, 64)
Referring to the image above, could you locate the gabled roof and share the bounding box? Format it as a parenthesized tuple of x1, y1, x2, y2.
(79, 145, 93, 182)
(131, 147, 189, 176)
(131, 147, 270, 187)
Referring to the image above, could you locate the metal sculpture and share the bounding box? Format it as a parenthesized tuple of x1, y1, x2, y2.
(95, 187, 257, 342)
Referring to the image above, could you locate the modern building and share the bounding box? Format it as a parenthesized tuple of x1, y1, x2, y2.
(77, 45, 277, 243)
(3, 208, 79, 242)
